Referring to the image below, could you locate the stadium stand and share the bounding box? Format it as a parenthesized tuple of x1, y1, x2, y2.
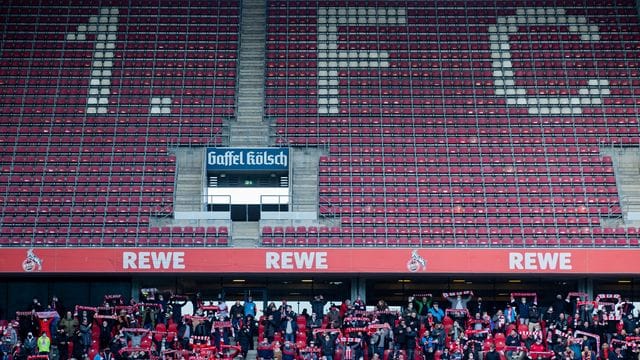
(0, 0, 237, 246)
(2, 291, 636, 360)
(1, 0, 640, 248)
(263, 0, 640, 247)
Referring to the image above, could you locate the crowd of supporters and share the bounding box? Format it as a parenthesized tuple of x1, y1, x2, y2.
(0, 291, 639, 360)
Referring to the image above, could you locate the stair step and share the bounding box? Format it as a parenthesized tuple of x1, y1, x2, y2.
(237, 112, 264, 115)
(230, 129, 268, 133)
(231, 127, 268, 131)
(231, 125, 269, 129)
(231, 135, 268, 139)
(237, 114, 264, 118)
(230, 137, 268, 142)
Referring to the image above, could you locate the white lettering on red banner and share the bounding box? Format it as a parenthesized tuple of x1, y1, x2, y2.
(508, 252, 572, 271)
(265, 251, 328, 270)
(122, 251, 185, 270)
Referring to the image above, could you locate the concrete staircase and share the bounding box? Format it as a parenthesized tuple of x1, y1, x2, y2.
(229, 123, 270, 147)
(231, 222, 260, 247)
(601, 147, 640, 226)
(231, 0, 270, 147)
(173, 148, 204, 212)
(290, 147, 322, 212)
(245, 350, 257, 360)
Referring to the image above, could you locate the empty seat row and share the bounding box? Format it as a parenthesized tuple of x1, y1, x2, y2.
(264, 224, 636, 237)
(263, 236, 639, 248)
(0, 236, 229, 248)
(149, 226, 229, 237)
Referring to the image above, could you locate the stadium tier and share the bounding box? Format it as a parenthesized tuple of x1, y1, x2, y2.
(263, 0, 640, 247)
(1, 0, 640, 248)
(0, 0, 237, 246)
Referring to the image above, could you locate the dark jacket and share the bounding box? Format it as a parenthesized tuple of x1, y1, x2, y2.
(320, 334, 337, 357)
(394, 325, 407, 348)
(237, 327, 253, 351)
(485, 350, 501, 360)
(311, 298, 327, 317)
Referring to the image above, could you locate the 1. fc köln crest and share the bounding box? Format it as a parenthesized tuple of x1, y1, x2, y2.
(406, 250, 427, 272)
(22, 249, 43, 272)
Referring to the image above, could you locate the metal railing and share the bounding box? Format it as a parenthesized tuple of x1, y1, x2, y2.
(169, 195, 233, 208)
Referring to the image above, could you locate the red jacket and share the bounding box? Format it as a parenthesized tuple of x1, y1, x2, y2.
(530, 342, 545, 353)
(340, 302, 349, 318)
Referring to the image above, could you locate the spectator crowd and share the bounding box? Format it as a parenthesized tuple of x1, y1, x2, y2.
(1, 290, 639, 360)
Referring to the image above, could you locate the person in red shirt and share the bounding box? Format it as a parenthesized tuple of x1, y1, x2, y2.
(340, 299, 352, 318)
(38, 315, 53, 338)
(529, 338, 545, 353)
(599, 343, 611, 360)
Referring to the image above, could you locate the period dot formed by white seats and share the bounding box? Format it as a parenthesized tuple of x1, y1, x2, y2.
(316, 7, 406, 114)
(150, 97, 173, 114)
(67, 7, 119, 115)
(489, 8, 608, 116)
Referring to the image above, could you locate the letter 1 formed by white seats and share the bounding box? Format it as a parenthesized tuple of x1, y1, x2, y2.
(67, 8, 119, 115)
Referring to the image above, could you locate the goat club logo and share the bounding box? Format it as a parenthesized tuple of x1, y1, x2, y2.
(406, 250, 427, 272)
(22, 249, 43, 272)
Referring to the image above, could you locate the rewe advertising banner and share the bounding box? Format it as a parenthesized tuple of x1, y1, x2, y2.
(3, 247, 640, 274)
